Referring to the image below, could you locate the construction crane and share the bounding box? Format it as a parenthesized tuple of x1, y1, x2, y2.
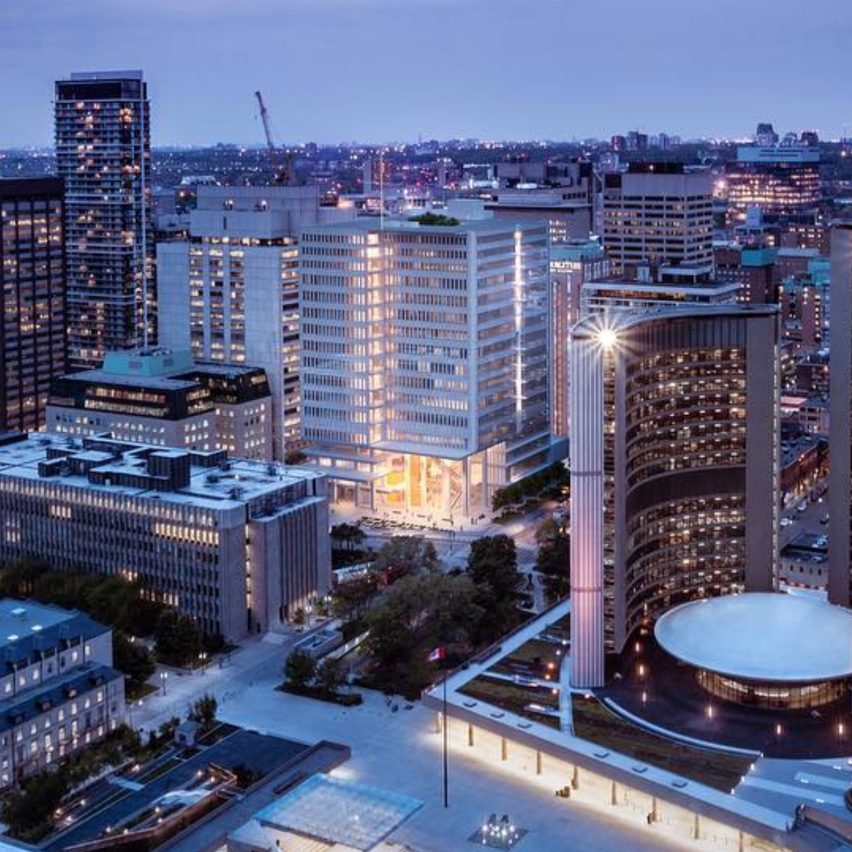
(254, 90, 292, 185)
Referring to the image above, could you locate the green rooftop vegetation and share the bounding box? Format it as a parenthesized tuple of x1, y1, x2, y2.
(459, 674, 560, 730)
(571, 697, 754, 792)
(408, 212, 460, 226)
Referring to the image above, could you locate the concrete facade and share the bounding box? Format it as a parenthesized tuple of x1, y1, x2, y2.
(569, 306, 779, 687)
(0, 433, 330, 641)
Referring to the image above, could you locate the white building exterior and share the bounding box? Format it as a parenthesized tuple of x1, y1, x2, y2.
(0, 599, 125, 789)
(157, 185, 354, 459)
(299, 217, 560, 523)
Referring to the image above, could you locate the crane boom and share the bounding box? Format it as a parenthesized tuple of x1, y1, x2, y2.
(254, 90, 275, 153)
(254, 89, 292, 185)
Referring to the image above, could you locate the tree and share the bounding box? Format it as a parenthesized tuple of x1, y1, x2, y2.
(284, 649, 316, 689)
(536, 530, 570, 602)
(467, 535, 519, 599)
(365, 572, 481, 670)
(154, 610, 203, 667)
(316, 656, 345, 695)
(113, 631, 155, 686)
(189, 694, 217, 730)
(292, 607, 306, 626)
(375, 536, 439, 580)
(332, 575, 378, 623)
(331, 523, 366, 552)
(467, 536, 522, 643)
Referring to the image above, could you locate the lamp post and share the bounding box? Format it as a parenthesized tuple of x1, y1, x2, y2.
(159, 671, 168, 696)
(198, 652, 208, 674)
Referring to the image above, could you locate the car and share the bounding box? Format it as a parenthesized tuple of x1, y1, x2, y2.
(780, 517, 794, 527)
(820, 514, 829, 525)
(797, 501, 808, 513)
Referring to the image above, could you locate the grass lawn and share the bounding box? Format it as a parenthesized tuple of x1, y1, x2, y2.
(489, 638, 563, 678)
(136, 756, 182, 785)
(195, 721, 239, 747)
(459, 675, 560, 730)
(126, 681, 159, 702)
(571, 697, 753, 792)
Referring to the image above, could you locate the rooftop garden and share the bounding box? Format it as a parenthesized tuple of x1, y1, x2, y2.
(459, 675, 560, 730)
(408, 212, 460, 226)
(571, 696, 754, 792)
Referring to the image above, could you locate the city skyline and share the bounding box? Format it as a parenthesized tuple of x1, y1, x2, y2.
(2, 0, 850, 147)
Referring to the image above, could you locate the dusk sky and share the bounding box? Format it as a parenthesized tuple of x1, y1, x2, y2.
(2, 0, 849, 147)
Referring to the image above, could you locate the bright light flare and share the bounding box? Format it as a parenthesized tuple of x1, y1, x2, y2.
(597, 327, 618, 350)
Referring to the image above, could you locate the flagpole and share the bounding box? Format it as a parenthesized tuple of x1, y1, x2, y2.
(442, 669, 449, 809)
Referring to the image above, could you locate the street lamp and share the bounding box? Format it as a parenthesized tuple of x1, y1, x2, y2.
(198, 652, 208, 674)
(159, 671, 168, 696)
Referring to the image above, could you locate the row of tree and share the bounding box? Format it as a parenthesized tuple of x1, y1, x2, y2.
(491, 461, 569, 510)
(0, 560, 208, 673)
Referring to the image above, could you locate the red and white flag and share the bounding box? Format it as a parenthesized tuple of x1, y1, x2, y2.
(427, 646, 446, 663)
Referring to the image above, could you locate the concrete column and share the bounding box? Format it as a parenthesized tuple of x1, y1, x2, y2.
(500, 737, 508, 761)
(651, 796, 658, 823)
(693, 813, 700, 840)
(569, 328, 606, 687)
(571, 765, 579, 789)
(610, 781, 618, 805)
(467, 724, 474, 747)
(535, 750, 542, 775)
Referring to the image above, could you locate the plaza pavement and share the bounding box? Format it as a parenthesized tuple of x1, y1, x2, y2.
(130, 628, 693, 851)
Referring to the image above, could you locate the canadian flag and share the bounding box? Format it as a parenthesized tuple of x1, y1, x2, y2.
(427, 646, 446, 663)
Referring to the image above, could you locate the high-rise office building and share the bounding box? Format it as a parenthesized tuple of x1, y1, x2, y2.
(0, 178, 66, 432)
(725, 146, 821, 224)
(0, 432, 330, 641)
(569, 305, 779, 687)
(157, 185, 353, 459)
(299, 218, 560, 521)
(828, 223, 852, 607)
(601, 163, 714, 279)
(55, 70, 153, 366)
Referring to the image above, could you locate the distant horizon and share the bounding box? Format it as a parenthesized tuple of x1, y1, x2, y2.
(1, 0, 848, 149)
(1, 133, 846, 153)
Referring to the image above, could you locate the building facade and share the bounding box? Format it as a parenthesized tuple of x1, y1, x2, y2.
(0, 178, 66, 433)
(157, 185, 353, 458)
(46, 348, 273, 460)
(828, 223, 852, 607)
(725, 147, 821, 224)
(0, 599, 124, 789)
(55, 71, 153, 367)
(0, 433, 330, 641)
(550, 240, 608, 438)
(601, 163, 714, 279)
(569, 306, 779, 687)
(299, 218, 559, 522)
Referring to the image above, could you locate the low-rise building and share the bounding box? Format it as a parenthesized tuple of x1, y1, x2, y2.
(0, 433, 330, 641)
(780, 533, 828, 590)
(47, 349, 273, 460)
(0, 599, 124, 788)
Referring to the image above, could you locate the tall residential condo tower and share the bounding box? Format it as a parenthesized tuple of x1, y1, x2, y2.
(299, 217, 561, 522)
(55, 70, 152, 366)
(569, 305, 779, 687)
(0, 178, 66, 432)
